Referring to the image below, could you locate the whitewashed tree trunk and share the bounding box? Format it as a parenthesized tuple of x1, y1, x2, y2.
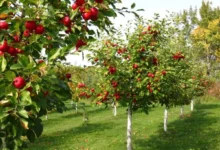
(164, 107, 168, 132)
(191, 100, 194, 111)
(45, 115, 48, 120)
(113, 103, 117, 116)
(180, 105, 184, 117)
(71, 101, 74, 108)
(75, 102, 78, 113)
(127, 106, 132, 150)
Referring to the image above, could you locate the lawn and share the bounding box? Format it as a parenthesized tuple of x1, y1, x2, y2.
(27, 98, 220, 150)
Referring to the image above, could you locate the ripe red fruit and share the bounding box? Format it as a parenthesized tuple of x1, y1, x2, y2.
(0, 51, 4, 56)
(79, 6, 85, 13)
(25, 21, 37, 31)
(76, 39, 87, 51)
(111, 81, 118, 88)
(94, 58, 98, 62)
(108, 66, 116, 74)
(23, 29, 31, 37)
(95, 0, 103, 3)
(13, 76, 26, 89)
(76, 0, 85, 6)
(7, 47, 17, 56)
(91, 88, 95, 92)
(0, 21, 9, 30)
(162, 70, 167, 75)
(90, 7, 99, 21)
(153, 57, 158, 65)
(78, 83, 86, 88)
(147, 73, 155, 78)
(26, 87, 33, 92)
(62, 16, 71, 27)
(133, 64, 138, 69)
(72, 3, 78, 10)
(0, 40, 9, 52)
(43, 91, 49, 97)
(13, 35, 20, 42)
(82, 11, 92, 20)
(15, 48, 24, 54)
(65, 73, 71, 79)
(35, 25, 45, 34)
(114, 92, 120, 100)
(38, 60, 44, 63)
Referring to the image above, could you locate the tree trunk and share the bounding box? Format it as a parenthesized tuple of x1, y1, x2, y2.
(191, 100, 194, 111)
(164, 107, 168, 132)
(75, 102, 78, 113)
(71, 101, 74, 108)
(180, 105, 184, 117)
(45, 115, 48, 120)
(127, 105, 132, 150)
(113, 103, 117, 116)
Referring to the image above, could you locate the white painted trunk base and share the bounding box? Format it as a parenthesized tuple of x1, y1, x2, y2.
(76, 102, 78, 113)
(164, 108, 168, 132)
(113, 105, 117, 116)
(180, 105, 184, 117)
(191, 100, 194, 111)
(45, 115, 48, 120)
(127, 106, 132, 150)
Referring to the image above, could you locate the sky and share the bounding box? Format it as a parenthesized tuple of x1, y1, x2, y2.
(66, 0, 220, 66)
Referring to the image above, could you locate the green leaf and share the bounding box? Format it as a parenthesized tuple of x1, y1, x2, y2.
(10, 63, 23, 70)
(27, 129, 35, 143)
(48, 48, 61, 61)
(0, 0, 6, 7)
(131, 3, 136, 9)
(100, 9, 117, 17)
(20, 91, 32, 105)
(0, 56, 7, 72)
(17, 110, 29, 119)
(5, 71, 16, 81)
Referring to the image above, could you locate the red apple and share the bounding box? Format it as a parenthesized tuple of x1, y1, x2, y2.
(15, 48, 24, 54)
(23, 29, 31, 37)
(72, 3, 78, 10)
(76, 39, 87, 51)
(111, 81, 118, 88)
(65, 73, 71, 79)
(25, 21, 37, 31)
(91, 88, 95, 92)
(108, 66, 116, 74)
(7, 47, 17, 56)
(79, 6, 85, 13)
(133, 64, 138, 69)
(35, 25, 45, 34)
(82, 11, 92, 20)
(13, 34, 20, 42)
(0, 21, 9, 30)
(153, 57, 158, 65)
(77, 83, 86, 88)
(90, 7, 99, 21)
(62, 16, 71, 27)
(38, 60, 44, 63)
(95, 0, 103, 3)
(0, 40, 9, 52)
(162, 70, 167, 75)
(0, 51, 4, 56)
(26, 87, 33, 92)
(13, 76, 26, 89)
(76, 0, 85, 6)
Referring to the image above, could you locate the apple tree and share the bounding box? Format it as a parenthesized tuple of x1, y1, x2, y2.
(0, 0, 139, 149)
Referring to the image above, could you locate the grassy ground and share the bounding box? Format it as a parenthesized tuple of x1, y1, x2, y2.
(27, 98, 220, 150)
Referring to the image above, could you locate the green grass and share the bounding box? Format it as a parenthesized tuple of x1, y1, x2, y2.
(27, 99, 220, 150)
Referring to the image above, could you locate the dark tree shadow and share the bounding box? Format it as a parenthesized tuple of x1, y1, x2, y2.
(135, 103, 220, 150)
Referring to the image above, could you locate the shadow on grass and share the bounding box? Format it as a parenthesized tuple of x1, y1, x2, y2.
(135, 103, 220, 150)
(41, 106, 110, 125)
(27, 122, 114, 150)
